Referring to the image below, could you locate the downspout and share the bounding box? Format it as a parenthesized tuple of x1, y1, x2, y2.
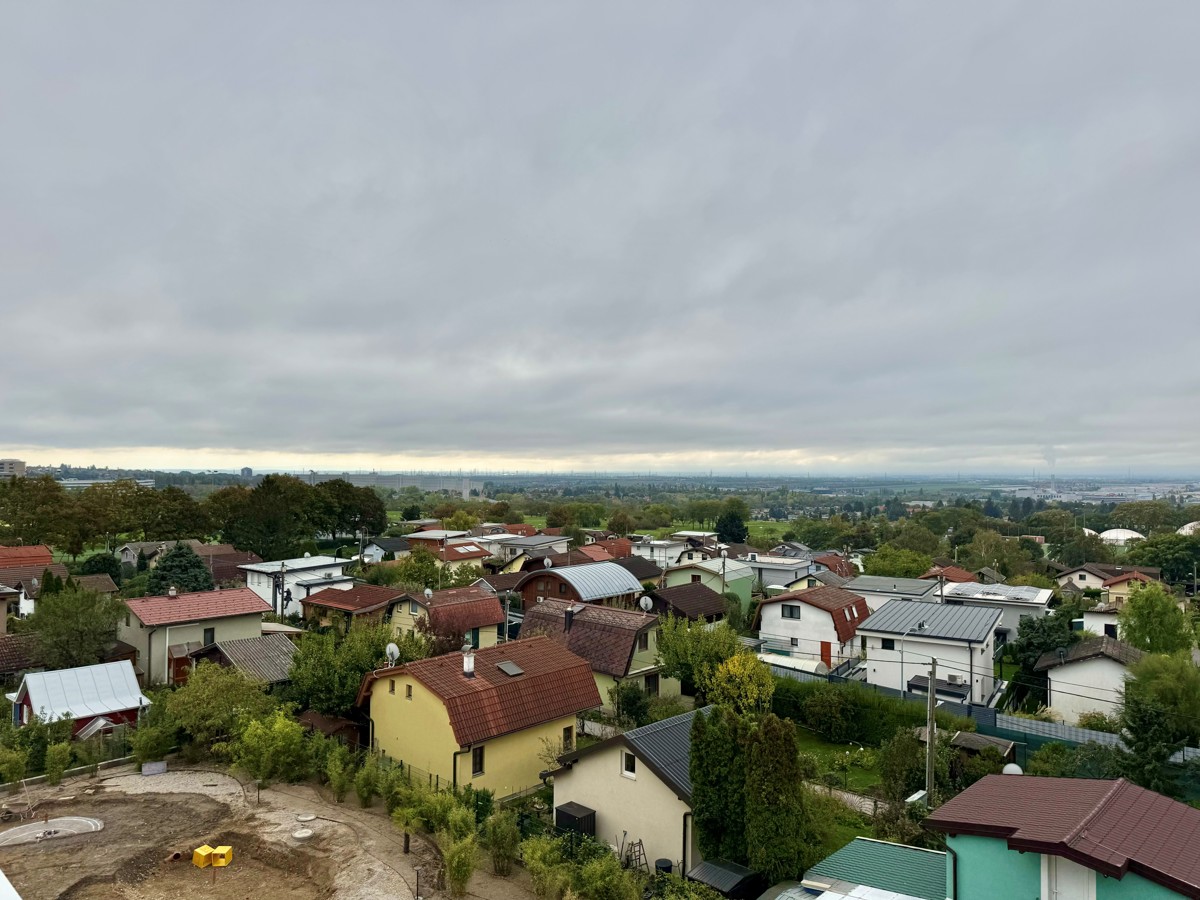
(681, 811, 692, 875)
(452, 746, 472, 790)
(146, 628, 157, 686)
(968, 640, 975, 706)
(945, 842, 958, 899)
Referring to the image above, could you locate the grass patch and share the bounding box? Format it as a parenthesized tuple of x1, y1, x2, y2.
(794, 728, 881, 794)
(994, 658, 1020, 682)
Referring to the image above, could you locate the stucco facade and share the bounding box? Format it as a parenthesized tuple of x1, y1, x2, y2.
(1046, 656, 1131, 725)
(758, 600, 859, 666)
(118, 611, 264, 685)
(860, 631, 995, 703)
(390, 596, 503, 650)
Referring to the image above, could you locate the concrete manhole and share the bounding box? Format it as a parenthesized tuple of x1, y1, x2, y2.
(291, 828, 315, 842)
(0, 817, 104, 847)
(296, 814, 316, 823)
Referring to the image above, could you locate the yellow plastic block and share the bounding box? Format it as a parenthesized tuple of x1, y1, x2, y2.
(212, 846, 233, 867)
(193, 845, 214, 868)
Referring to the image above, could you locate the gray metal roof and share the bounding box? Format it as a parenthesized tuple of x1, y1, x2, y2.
(545, 562, 644, 601)
(195, 633, 297, 684)
(495, 535, 566, 549)
(858, 599, 1001, 643)
(844, 575, 939, 596)
(7, 660, 150, 721)
(623, 708, 706, 802)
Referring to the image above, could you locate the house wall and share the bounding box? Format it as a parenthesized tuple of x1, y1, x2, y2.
(368, 672, 573, 796)
(948, 835, 1040, 899)
(553, 742, 701, 873)
(1058, 571, 1106, 591)
(243, 565, 350, 616)
(633, 542, 687, 568)
(663, 568, 752, 610)
(1047, 657, 1130, 725)
(1094, 868, 1180, 899)
(119, 612, 264, 685)
(949, 598, 1049, 642)
(860, 632, 994, 703)
(389, 599, 502, 649)
(758, 602, 856, 665)
(742, 560, 813, 590)
(1082, 610, 1119, 639)
(850, 588, 936, 612)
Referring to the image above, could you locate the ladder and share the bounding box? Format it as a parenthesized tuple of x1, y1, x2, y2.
(625, 839, 649, 873)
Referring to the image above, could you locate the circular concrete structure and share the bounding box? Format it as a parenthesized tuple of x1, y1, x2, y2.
(0, 817, 104, 847)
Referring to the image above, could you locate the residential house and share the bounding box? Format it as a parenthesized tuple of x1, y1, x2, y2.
(1103, 571, 1155, 606)
(803, 837, 947, 900)
(736, 553, 813, 591)
(919, 564, 977, 584)
(520, 598, 677, 702)
(671, 545, 719, 566)
(187, 633, 298, 686)
(1033, 637, 1143, 725)
(515, 562, 645, 610)
(391, 585, 507, 649)
(118, 539, 205, 569)
(842, 575, 940, 611)
(610, 555, 663, 585)
(670, 531, 718, 542)
(591, 537, 633, 560)
(924, 775, 1200, 898)
(6, 660, 150, 737)
(358, 636, 601, 797)
(632, 539, 689, 569)
(940, 582, 1054, 644)
(664, 558, 754, 611)
(239, 555, 353, 616)
(516, 545, 613, 572)
(1080, 579, 1184, 639)
(75, 574, 119, 596)
(0, 562, 71, 618)
(754, 586, 871, 668)
(1055, 563, 1161, 593)
(771, 541, 814, 558)
(300, 583, 408, 631)
(552, 708, 706, 875)
(0, 633, 41, 685)
(787, 570, 850, 591)
(491, 536, 570, 569)
(857, 600, 1000, 704)
(360, 537, 411, 564)
(812, 552, 858, 578)
(403, 530, 470, 552)
(0, 545, 53, 568)
(645, 583, 728, 623)
(974, 566, 1005, 585)
(428, 541, 492, 572)
(120, 587, 271, 685)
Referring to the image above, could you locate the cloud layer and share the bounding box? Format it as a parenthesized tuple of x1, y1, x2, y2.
(3, 3, 1198, 473)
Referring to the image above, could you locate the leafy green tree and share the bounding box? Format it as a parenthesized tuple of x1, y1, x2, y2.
(28, 587, 126, 669)
(744, 714, 818, 879)
(213, 475, 318, 560)
(889, 522, 940, 555)
(863, 545, 931, 578)
(1125, 652, 1200, 744)
(606, 511, 635, 536)
(546, 504, 573, 529)
(400, 503, 423, 521)
(365, 547, 441, 589)
(1054, 533, 1115, 567)
(1121, 691, 1183, 796)
(1009, 611, 1079, 708)
(1111, 501, 1177, 536)
(690, 708, 747, 862)
(1127, 533, 1200, 584)
(80, 551, 122, 584)
(1118, 583, 1194, 654)
(136, 549, 149, 572)
(146, 486, 211, 541)
(289, 625, 426, 717)
(146, 543, 215, 594)
(703, 653, 774, 715)
(656, 617, 742, 700)
(485, 809, 521, 876)
(43, 743, 71, 786)
(443, 835, 479, 898)
(233, 709, 309, 785)
(444, 509, 480, 532)
(715, 510, 748, 544)
(608, 680, 651, 727)
(166, 662, 274, 755)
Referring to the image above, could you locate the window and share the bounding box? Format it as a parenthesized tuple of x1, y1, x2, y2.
(790, 637, 799, 648)
(472, 746, 485, 777)
(563, 726, 574, 752)
(203, 627, 215, 646)
(537, 580, 546, 591)
(781, 605, 801, 620)
(1078, 574, 1086, 581)
(622, 751, 636, 778)
(389, 679, 396, 695)
(410, 600, 421, 615)
(125, 612, 130, 627)
(881, 638, 896, 651)
(645, 673, 659, 697)
(638, 632, 650, 652)
(470, 628, 480, 648)
(690, 574, 701, 583)
(1104, 623, 1118, 638)
(405, 684, 413, 700)
(558, 582, 567, 595)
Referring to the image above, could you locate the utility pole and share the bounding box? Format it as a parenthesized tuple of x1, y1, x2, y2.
(926, 658, 937, 807)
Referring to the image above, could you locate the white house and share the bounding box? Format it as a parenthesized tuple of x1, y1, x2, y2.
(737, 553, 814, 590)
(842, 575, 940, 612)
(491, 535, 570, 563)
(360, 537, 410, 564)
(1034, 637, 1143, 725)
(1055, 563, 1160, 593)
(239, 555, 353, 616)
(552, 709, 704, 876)
(857, 600, 1001, 705)
(939, 582, 1053, 644)
(755, 586, 870, 668)
(633, 540, 689, 568)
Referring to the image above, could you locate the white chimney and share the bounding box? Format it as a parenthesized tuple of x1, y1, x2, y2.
(462, 642, 475, 679)
(168, 585, 177, 598)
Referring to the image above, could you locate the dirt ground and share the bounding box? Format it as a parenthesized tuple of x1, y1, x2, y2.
(0, 766, 536, 900)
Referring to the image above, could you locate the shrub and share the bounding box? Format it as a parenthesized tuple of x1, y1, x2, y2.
(1076, 710, 1121, 734)
(233, 710, 309, 785)
(573, 852, 640, 900)
(44, 742, 72, 786)
(131, 721, 176, 765)
(447, 804, 477, 841)
(647, 696, 688, 723)
(521, 835, 571, 899)
(354, 755, 379, 807)
(326, 744, 353, 802)
(485, 809, 521, 875)
(443, 835, 478, 898)
(418, 788, 460, 833)
(0, 747, 28, 791)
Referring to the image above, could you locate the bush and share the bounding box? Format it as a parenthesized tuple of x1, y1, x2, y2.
(1076, 710, 1121, 734)
(485, 809, 521, 875)
(608, 681, 651, 727)
(647, 696, 688, 723)
(326, 744, 353, 802)
(521, 835, 571, 899)
(447, 804, 477, 841)
(44, 742, 72, 785)
(233, 710, 309, 785)
(418, 788, 460, 833)
(354, 755, 380, 807)
(0, 747, 28, 791)
(131, 721, 176, 765)
(574, 852, 640, 900)
(443, 835, 478, 897)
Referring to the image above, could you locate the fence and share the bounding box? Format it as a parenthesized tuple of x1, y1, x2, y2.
(384, 755, 544, 805)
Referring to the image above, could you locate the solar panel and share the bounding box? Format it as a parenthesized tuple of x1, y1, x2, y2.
(496, 661, 524, 677)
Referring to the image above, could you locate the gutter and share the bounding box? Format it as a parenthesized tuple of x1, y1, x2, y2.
(452, 745, 472, 790)
(146, 628, 157, 685)
(681, 811, 692, 875)
(945, 843, 958, 899)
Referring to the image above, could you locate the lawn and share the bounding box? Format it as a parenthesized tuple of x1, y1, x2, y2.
(794, 727, 882, 794)
(994, 657, 1020, 682)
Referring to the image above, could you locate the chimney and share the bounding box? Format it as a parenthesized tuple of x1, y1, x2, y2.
(462, 642, 475, 679)
(564, 607, 575, 633)
(168, 585, 177, 598)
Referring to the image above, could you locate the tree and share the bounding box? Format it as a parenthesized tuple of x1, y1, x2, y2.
(1127, 533, 1200, 584)
(606, 511, 634, 536)
(146, 543, 215, 594)
(608, 681, 651, 727)
(545, 505, 573, 529)
(444, 509, 480, 532)
(213, 475, 317, 560)
(863, 545, 931, 579)
(1125, 652, 1200, 745)
(233, 709, 309, 785)
(365, 547, 440, 589)
(703, 653, 775, 715)
(146, 486, 211, 541)
(1009, 611, 1079, 708)
(1118, 583, 1194, 654)
(744, 714, 814, 881)
(1121, 691, 1183, 796)
(714, 510, 748, 544)
(889, 522, 940, 555)
(27, 588, 126, 670)
(80, 551, 122, 584)
(166, 662, 274, 754)
(690, 708, 747, 862)
(1112, 501, 1177, 536)
(960, 530, 1028, 578)
(289, 625, 426, 716)
(656, 617, 742, 700)
(1054, 533, 1115, 567)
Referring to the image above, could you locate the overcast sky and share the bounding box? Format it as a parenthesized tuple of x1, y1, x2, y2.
(3, 3, 1198, 475)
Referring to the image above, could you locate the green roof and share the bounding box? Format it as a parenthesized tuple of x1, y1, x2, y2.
(806, 837, 946, 900)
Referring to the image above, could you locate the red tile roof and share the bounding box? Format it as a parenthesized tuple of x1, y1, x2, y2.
(126, 587, 271, 626)
(919, 564, 977, 583)
(925, 776, 1200, 896)
(529, 546, 614, 569)
(813, 553, 856, 579)
(0, 545, 53, 568)
(359, 635, 600, 745)
(755, 586, 870, 643)
(504, 524, 538, 537)
(592, 538, 633, 559)
(1102, 571, 1154, 588)
(0, 563, 70, 597)
(521, 598, 657, 677)
(300, 583, 406, 614)
(540, 527, 564, 536)
(431, 544, 491, 562)
(423, 586, 506, 630)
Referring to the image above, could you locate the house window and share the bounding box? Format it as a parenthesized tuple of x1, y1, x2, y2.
(563, 726, 574, 752)
(638, 632, 650, 652)
(881, 638, 896, 651)
(690, 574, 701, 584)
(1078, 574, 1086, 581)
(790, 637, 799, 648)
(645, 673, 659, 697)
(1104, 623, 1118, 638)
(472, 746, 485, 777)
(389, 679, 396, 694)
(125, 612, 130, 627)
(203, 627, 215, 646)
(537, 580, 546, 591)
(622, 751, 636, 779)
(411, 600, 421, 615)
(781, 605, 801, 620)
(405, 684, 413, 700)
(470, 628, 480, 649)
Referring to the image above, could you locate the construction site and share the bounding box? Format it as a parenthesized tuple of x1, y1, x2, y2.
(0, 767, 536, 900)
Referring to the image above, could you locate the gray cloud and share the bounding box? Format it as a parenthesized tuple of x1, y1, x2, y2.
(2, 2, 1199, 473)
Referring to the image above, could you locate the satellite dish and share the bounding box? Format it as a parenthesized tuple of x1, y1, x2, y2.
(544, 558, 553, 568)
(424, 587, 433, 600)
(385, 643, 400, 665)
(303, 551, 312, 558)
(639, 595, 653, 613)
(1002, 763, 1024, 776)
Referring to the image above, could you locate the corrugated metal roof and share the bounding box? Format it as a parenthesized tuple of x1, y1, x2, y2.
(807, 837, 946, 900)
(546, 562, 644, 602)
(197, 633, 297, 684)
(858, 599, 1000, 643)
(844, 576, 938, 596)
(11, 660, 149, 721)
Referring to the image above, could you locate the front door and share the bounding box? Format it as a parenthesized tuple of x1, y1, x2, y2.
(820, 641, 832, 668)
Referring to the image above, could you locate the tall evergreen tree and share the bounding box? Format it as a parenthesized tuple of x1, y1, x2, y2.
(689, 708, 747, 862)
(744, 714, 814, 881)
(147, 543, 215, 594)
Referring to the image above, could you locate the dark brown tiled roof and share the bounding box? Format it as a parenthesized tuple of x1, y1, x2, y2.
(425, 586, 506, 631)
(1034, 636, 1145, 672)
(0, 633, 41, 675)
(524, 546, 613, 569)
(813, 553, 857, 579)
(1063, 563, 1161, 582)
(756, 586, 870, 644)
(925, 775, 1200, 896)
(591, 538, 633, 559)
(208, 550, 263, 582)
(1102, 571, 1153, 588)
(0, 563, 70, 597)
(610, 555, 662, 582)
(648, 583, 728, 621)
(75, 573, 118, 593)
(521, 598, 656, 677)
(358, 635, 600, 745)
(300, 583, 406, 615)
(480, 572, 525, 593)
(504, 524, 539, 537)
